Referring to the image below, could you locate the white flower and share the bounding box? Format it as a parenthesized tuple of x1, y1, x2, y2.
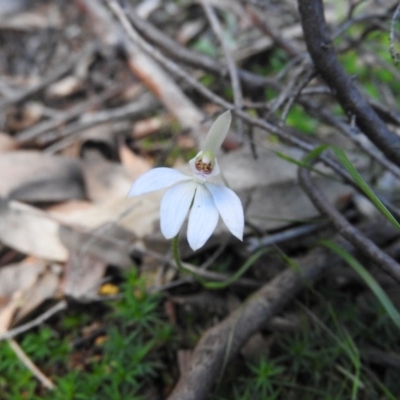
(128, 110, 244, 251)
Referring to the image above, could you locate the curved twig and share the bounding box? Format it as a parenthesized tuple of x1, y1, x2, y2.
(298, 0, 400, 167)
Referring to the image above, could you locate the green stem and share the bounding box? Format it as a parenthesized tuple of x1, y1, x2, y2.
(172, 235, 185, 273)
(171, 235, 267, 289)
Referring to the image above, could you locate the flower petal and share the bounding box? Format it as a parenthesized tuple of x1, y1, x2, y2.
(203, 110, 232, 154)
(205, 183, 244, 240)
(187, 184, 219, 251)
(128, 168, 191, 197)
(160, 181, 197, 239)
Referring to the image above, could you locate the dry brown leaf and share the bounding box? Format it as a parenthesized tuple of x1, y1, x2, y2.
(82, 156, 134, 203)
(0, 257, 54, 332)
(0, 132, 18, 152)
(55, 196, 161, 243)
(63, 253, 107, 299)
(0, 256, 46, 298)
(0, 151, 86, 202)
(0, 197, 135, 269)
(0, 291, 24, 334)
(46, 200, 94, 217)
(119, 143, 152, 178)
(58, 222, 133, 271)
(13, 267, 60, 323)
(0, 200, 69, 261)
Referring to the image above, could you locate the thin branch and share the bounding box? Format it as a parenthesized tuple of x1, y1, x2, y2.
(43, 93, 158, 152)
(298, 0, 400, 168)
(300, 97, 400, 180)
(201, 0, 244, 140)
(298, 163, 400, 283)
(15, 84, 126, 144)
(8, 339, 55, 390)
(126, 7, 275, 88)
(246, 5, 302, 58)
(0, 301, 67, 342)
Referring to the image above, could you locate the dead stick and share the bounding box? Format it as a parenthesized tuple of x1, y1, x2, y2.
(201, 1, 244, 140)
(167, 251, 327, 400)
(8, 339, 55, 390)
(0, 301, 67, 342)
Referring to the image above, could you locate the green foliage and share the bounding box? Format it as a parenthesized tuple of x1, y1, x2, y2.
(332, 146, 400, 231)
(338, 29, 400, 102)
(285, 104, 318, 134)
(0, 268, 172, 399)
(192, 36, 217, 57)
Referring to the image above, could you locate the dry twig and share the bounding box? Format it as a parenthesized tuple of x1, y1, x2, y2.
(0, 301, 67, 342)
(8, 339, 55, 390)
(298, 162, 400, 283)
(201, 0, 244, 139)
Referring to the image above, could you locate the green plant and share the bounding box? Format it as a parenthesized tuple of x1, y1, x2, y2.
(0, 268, 173, 399)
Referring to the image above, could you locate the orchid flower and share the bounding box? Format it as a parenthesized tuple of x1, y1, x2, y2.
(128, 110, 244, 251)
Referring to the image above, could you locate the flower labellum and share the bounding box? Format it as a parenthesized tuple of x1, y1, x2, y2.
(128, 110, 244, 251)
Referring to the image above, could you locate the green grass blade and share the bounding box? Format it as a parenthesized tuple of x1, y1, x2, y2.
(321, 240, 400, 331)
(203, 248, 267, 289)
(273, 145, 338, 182)
(332, 147, 400, 231)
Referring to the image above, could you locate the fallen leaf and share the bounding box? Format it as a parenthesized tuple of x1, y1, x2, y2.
(0, 151, 86, 202)
(119, 143, 152, 178)
(82, 156, 135, 203)
(13, 267, 60, 323)
(0, 132, 18, 152)
(63, 253, 107, 300)
(0, 257, 58, 331)
(0, 200, 69, 261)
